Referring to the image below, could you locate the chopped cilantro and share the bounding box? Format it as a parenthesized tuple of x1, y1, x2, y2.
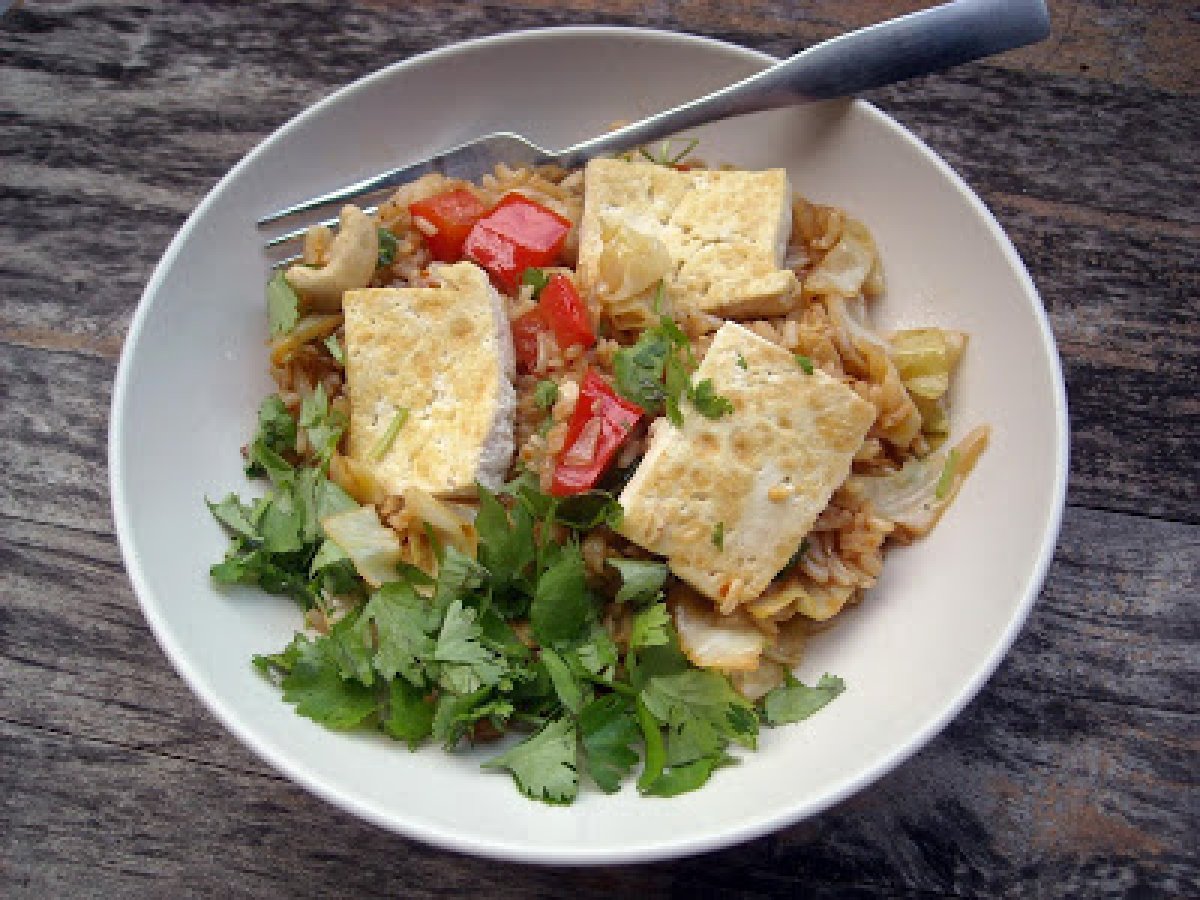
(267, 271, 299, 338)
(521, 267, 550, 297)
(638, 136, 699, 167)
(377, 227, 399, 267)
(794, 353, 815, 375)
(691, 378, 734, 419)
(629, 602, 671, 650)
(371, 407, 409, 461)
(736, 352, 748, 370)
(215, 392, 851, 805)
(483, 717, 579, 805)
(540, 647, 584, 714)
(613, 307, 732, 426)
(534, 379, 559, 410)
(324, 333, 345, 364)
(579, 694, 640, 793)
(761, 673, 846, 725)
(299, 384, 346, 467)
(608, 558, 668, 605)
(712, 521, 725, 550)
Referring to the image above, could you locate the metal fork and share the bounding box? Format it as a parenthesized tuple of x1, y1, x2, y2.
(259, 0, 1049, 246)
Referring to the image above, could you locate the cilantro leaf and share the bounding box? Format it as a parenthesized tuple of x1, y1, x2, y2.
(539, 647, 583, 714)
(267, 271, 299, 338)
(322, 609, 376, 685)
(207, 494, 260, 541)
(475, 484, 536, 593)
(613, 327, 672, 411)
(432, 546, 489, 617)
(256, 394, 298, 456)
(432, 687, 505, 747)
(629, 602, 671, 650)
(761, 673, 846, 725)
(711, 521, 725, 550)
(579, 694, 640, 793)
(794, 353, 815, 375)
(641, 669, 758, 753)
(641, 754, 732, 797)
(363, 582, 434, 686)
(276, 634, 378, 729)
(553, 490, 623, 531)
(533, 379, 559, 410)
(483, 717, 579, 805)
(377, 227, 399, 266)
(530, 544, 592, 647)
(434, 597, 507, 694)
(383, 677, 434, 748)
(608, 558, 668, 606)
(324, 333, 345, 364)
(690, 378, 734, 419)
(573, 626, 619, 683)
(298, 384, 346, 466)
(521, 267, 550, 297)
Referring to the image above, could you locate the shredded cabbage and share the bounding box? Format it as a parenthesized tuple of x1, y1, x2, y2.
(595, 216, 673, 329)
(888, 329, 967, 445)
(804, 218, 879, 298)
(847, 426, 990, 540)
(320, 505, 403, 587)
(670, 584, 766, 672)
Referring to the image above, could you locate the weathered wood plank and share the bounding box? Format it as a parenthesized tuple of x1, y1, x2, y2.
(2, 686, 1194, 897)
(0, 346, 114, 534)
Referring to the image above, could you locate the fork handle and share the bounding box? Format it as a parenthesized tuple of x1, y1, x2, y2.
(556, 0, 1049, 167)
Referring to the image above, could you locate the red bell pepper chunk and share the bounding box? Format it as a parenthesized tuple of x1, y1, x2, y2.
(463, 193, 572, 293)
(539, 274, 595, 350)
(408, 189, 488, 262)
(511, 307, 548, 372)
(550, 369, 643, 497)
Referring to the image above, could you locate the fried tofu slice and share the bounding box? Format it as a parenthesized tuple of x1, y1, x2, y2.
(342, 262, 515, 497)
(618, 322, 875, 611)
(576, 158, 799, 322)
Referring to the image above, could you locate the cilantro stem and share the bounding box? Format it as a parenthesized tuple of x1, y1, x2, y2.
(635, 696, 665, 792)
(371, 408, 409, 461)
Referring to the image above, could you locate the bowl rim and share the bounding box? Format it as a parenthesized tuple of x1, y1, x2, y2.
(109, 24, 1069, 865)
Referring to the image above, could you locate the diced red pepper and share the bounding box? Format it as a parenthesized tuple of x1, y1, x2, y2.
(511, 307, 548, 372)
(550, 369, 643, 497)
(463, 193, 572, 293)
(539, 274, 595, 350)
(408, 189, 488, 262)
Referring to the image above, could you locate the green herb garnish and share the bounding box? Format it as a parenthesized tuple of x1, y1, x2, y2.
(712, 521, 725, 550)
(534, 379, 559, 410)
(377, 228, 399, 267)
(266, 271, 299, 338)
(324, 334, 345, 365)
(521, 267, 550, 297)
(638, 137, 699, 167)
(736, 352, 748, 370)
(371, 407, 409, 461)
(794, 354, 815, 375)
(612, 290, 733, 427)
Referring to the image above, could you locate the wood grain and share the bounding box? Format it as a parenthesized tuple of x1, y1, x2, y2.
(1, 0, 1197, 896)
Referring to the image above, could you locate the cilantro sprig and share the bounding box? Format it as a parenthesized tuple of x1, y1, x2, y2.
(213, 442, 845, 804)
(612, 290, 733, 427)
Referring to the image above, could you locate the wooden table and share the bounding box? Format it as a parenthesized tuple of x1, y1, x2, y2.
(2, 2, 1196, 895)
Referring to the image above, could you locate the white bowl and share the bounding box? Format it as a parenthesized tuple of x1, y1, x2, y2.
(110, 27, 1068, 864)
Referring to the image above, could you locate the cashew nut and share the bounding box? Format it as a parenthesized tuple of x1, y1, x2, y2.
(284, 205, 378, 311)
